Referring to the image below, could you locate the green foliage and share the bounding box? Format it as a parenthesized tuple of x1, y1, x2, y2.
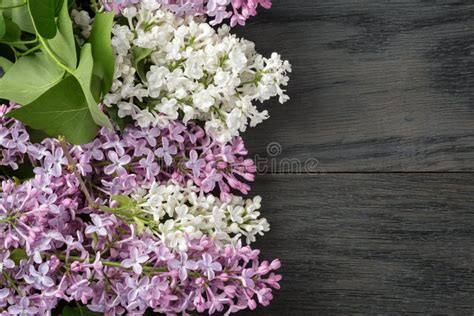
(7, 76, 98, 144)
(9, 248, 28, 264)
(1, 16, 21, 42)
(0, 0, 118, 144)
(3, 0, 35, 34)
(106, 105, 133, 131)
(41, 0, 76, 69)
(73, 44, 112, 128)
(89, 11, 115, 97)
(0, 161, 35, 180)
(132, 46, 152, 82)
(54, 0, 63, 16)
(111, 195, 135, 208)
(134, 216, 146, 233)
(0, 55, 12, 74)
(0, 52, 63, 104)
(0, 13, 5, 38)
(61, 306, 102, 316)
(27, 0, 57, 39)
(26, 126, 50, 143)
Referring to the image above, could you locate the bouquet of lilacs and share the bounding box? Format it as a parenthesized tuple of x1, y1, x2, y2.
(0, 0, 290, 315)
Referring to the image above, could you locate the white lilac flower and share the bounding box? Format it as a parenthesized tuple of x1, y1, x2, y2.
(100, 2, 291, 142)
(128, 180, 270, 250)
(71, 9, 92, 39)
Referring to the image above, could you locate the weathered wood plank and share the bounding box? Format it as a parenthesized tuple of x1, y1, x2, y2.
(237, 174, 474, 315)
(234, 0, 474, 172)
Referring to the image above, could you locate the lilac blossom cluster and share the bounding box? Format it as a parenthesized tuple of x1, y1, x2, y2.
(0, 100, 280, 314)
(0, 103, 29, 170)
(75, 121, 256, 201)
(0, 103, 256, 201)
(0, 178, 281, 315)
(101, 0, 272, 26)
(1, 0, 287, 313)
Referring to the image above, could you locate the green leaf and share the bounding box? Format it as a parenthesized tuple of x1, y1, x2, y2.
(0, 43, 14, 61)
(106, 105, 133, 131)
(111, 195, 134, 208)
(0, 56, 12, 76)
(1, 17, 20, 42)
(0, 52, 64, 104)
(5, 0, 35, 34)
(27, 0, 57, 39)
(0, 16, 27, 50)
(89, 11, 115, 97)
(7, 76, 98, 144)
(90, 74, 102, 101)
(73, 43, 112, 128)
(54, 0, 63, 16)
(0, 161, 34, 180)
(0, 13, 5, 38)
(134, 216, 145, 233)
(9, 248, 28, 264)
(132, 46, 152, 82)
(45, 0, 76, 69)
(26, 127, 50, 143)
(62, 306, 102, 316)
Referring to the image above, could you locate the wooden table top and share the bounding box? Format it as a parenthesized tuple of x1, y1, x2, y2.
(236, 1, 474, 314)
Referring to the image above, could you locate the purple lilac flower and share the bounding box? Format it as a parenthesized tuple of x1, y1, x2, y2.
(0, 251, 14, 272)
(43, 148, 68, 177)
(139, 153, 161, 180)
(101, 0, 140, 14)
(85, 214, 113, 236)
(104, 151, 132, 176)
(0, 102, 279, 314)
(24, 263, 55, 288)
(197, 253, 222, 280)
(102, 0, 272, 26)
(185, 150, 206, 177)
(7, 297, 38, 315)
(154, 137, 177, 166)
(167, 252, 198, 281)
(121, 247, 149, 274)
(1, 103, 256, 201)
(0, 180, 282, 314)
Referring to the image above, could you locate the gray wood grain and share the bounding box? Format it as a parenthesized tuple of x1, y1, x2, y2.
(234, 1, 474, 315)
(234, 0, 474, 172)
(237, 174, 474, 315)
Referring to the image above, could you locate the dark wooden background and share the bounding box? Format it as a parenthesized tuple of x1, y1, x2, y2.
(235, 1, 474, 314)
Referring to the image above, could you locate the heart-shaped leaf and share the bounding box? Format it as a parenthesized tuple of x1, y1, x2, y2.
(45, 0, 76, 69)
(132, 46, 152, 82)
(27, 0, 57, 39)
(0, 17, 20, 42)
(74, 43, 112, 128)
(89, 11, 115, 97)
(3, 0, 35, 34)
(0, 56, 13, 77)
(0, 13, 5, 38)
(0, 52, 64, 104)
(7, 76, 98, 144)
(54, 0, 64, 16)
